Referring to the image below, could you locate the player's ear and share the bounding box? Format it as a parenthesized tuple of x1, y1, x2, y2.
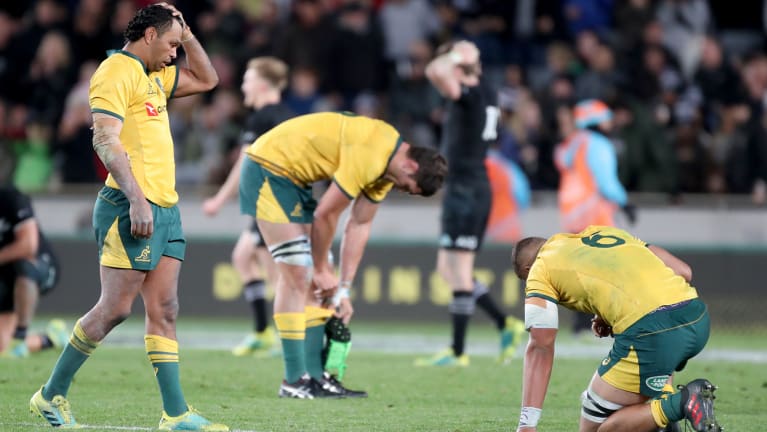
(144, 26, 156, 43)
(403, 158, 419, 175)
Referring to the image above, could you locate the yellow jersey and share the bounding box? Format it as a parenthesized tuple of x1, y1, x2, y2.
(89, 50, 179, 207)
(525, 225, 698, 334)
(246, 112, 401, 202)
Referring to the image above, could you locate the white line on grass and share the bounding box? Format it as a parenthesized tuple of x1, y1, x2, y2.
(4, 422, 261, 432)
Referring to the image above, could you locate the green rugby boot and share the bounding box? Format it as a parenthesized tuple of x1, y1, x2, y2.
(158, 406, 229, 431)
(500, 316, 526, 363)
(30, 386, 80, 428)
(46, 319, 70, 350)
(414, 348, 469, 367)
(231, 327, 277, 357)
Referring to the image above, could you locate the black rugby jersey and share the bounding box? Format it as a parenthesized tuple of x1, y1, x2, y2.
(240, 103, 296, 146)
(441, 79, 500, 182)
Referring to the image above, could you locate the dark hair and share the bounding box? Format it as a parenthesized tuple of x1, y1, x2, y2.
(123, 5, 180, 43)
(407, 146, 447, 197)
(511, 236, 546, 277)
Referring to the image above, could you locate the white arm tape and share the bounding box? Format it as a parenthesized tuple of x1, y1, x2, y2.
(524, 299, 559, 330)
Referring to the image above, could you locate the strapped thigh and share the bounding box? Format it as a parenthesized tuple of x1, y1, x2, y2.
(268, 235, 312, 267)
(581, 386, 624, 424)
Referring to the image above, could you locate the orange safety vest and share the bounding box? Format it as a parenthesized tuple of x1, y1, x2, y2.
(485, 156, 521, 243)
(554, 131, 616, 233)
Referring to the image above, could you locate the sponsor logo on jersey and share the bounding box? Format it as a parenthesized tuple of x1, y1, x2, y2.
(290, 203, 303, 217)
(135, 244, 151, 263)
(145, 102, 166, 116)
(145, 102, 158, 116)
(645, 375, 670, 392)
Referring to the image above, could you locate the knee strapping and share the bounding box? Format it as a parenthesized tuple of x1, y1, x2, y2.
(580, 387, 624, 423)
(268, 235, 312, 266)
(448, 293, 475, 315)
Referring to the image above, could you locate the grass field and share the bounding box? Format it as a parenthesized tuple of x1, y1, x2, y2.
(1, 318, 765, 432)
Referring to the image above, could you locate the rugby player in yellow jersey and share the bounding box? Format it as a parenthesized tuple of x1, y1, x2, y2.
(511, 226, 721, 432)
(239, 111, 447, 398)
(30, 3, 226, 431)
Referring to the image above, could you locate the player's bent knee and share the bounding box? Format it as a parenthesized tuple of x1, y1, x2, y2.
(581, 387, 624, 424)
(268, 235, 312, 267)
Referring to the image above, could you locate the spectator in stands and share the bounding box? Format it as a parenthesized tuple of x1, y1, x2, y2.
(379, 0, 440, 66)
(327, 1, 386, 110)
(563, 0, 614, 37)
(275, 0, 335, 91)
(56, 61, 103, 184)
(388, 39, 442, 149)
(613, 98, 677, 195)
(656, 0, 712, 79)
(68, 0, 109, 65)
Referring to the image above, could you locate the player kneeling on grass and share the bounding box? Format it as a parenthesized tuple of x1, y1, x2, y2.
(512, 226, 721, 432)
(0, 185, 69, 359)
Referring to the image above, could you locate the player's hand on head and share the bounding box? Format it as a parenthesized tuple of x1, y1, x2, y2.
(453, 41, 479, 64)
(129, 199, 153, 239)
(156, 2, 188, 30)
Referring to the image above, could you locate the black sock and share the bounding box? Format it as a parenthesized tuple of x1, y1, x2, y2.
(475, 293, 506, 330)
(450, 291, 473, 356)
(253, 298, 267, 332)
(40, 335, 54, 349)
(243, 279, 268, 332)
(13, 326, 27, 340)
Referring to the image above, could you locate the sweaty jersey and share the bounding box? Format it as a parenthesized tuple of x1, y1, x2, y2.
(246, 112, 401, 202)
(239, 103, 295, 146)
(442, 80, 499, 182)
(89, 50, 180, 207)
(525, 225, 698, 334)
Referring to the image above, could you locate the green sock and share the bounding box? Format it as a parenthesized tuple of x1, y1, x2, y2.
(43, 344, 90, 399)
(281, 339, 306, 383)
(146, 335, 187, 417)
(304, 325, 325, 380)
(274, 313, 307, 383)
(43, 319, 97, 400)
(659, 388, 686, 422)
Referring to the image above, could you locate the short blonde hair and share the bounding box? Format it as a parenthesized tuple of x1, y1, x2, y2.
(247, 57, 289, 91)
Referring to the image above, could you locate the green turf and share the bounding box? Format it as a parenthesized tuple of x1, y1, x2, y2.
(1, 340, 765, 432)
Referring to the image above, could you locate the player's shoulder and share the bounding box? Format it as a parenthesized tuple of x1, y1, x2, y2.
(93, 52, 141, 81)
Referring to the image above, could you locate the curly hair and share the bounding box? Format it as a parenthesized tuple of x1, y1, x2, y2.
(123, 5, 181, 43)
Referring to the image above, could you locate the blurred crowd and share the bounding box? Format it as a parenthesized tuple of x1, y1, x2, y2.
(2, 0, 767, 203)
